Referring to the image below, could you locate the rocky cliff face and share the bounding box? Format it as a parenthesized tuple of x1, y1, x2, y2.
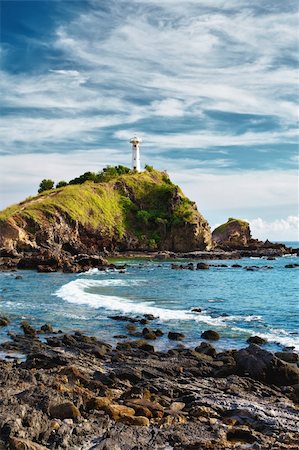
(212, 217, 292, 255)
(0, 170, 212, 255)
(212, 218, 251, 249)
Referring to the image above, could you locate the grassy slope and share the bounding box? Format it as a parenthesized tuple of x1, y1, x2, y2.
(0, 171, 199, 243)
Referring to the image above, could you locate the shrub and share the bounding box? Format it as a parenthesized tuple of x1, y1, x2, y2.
(144, 164, 154, 172)
(38, 179, 54, 193)
(56, 181, 68, 189)
(69, 172, 98, 185)
(136, 210, 151, 224)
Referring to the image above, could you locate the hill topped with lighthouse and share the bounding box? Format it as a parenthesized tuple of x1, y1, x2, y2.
(0, 167, 212, 256)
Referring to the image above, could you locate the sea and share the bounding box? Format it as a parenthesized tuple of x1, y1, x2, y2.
(0, 242, 298, 354)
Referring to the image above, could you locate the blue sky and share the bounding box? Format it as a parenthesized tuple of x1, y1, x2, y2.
(0, 0, 298, 240)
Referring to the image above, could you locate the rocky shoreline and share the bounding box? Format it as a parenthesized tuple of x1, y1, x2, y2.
(0, 241, 298, 273)
(0, 319, 298, 450)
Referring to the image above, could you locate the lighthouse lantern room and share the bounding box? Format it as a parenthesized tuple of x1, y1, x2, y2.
(130, 136, 141, 172)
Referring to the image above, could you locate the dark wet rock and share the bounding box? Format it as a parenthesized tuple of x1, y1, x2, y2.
(234, 344, 299, 385)
(195, 342, 217, 358)
(143, 314, 157, 321)
(113, 367, 143, 384)
(24, 351, 69, 369)
(15, 275, 23, 280)
(244, 265, 273, 271)
(201, 330, 220, 341)
(40, 324, 53, 333)
(116, 339, 155, 353)
(37, 265, 56, 273)
(109, 315, 145, 324)
(154, 329, 164, 337)
(196, 263, 209, 270)
(21, 321, 36, 337)
(275, 352, 299, 364)
(0, 316, 10, 327)
(171, 263, 194, 270)
(168, 331, 185, 341)
(126, 323, 137, 333)
(142, 328, 157, 340)
(231, 264, 242, 268)
(226, 428, 256, 444)
(0, 327, 298, 449)
(285, 263, 299, 268)
(247, 336, 267, 345)
(191, 307, 202, 313)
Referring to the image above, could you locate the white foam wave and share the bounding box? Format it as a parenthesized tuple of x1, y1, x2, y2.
(79, 268, 107, 276)
(232, 325, 299, 351)
(223, 315, 262, 323)
(55, 279, 229, 325)
(55, 278, 298, 350)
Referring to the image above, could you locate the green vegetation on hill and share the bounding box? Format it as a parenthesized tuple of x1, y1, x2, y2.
(0, 168, 202, 250)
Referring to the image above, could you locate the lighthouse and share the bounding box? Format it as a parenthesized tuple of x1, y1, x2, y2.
(130, 136, 141, 172)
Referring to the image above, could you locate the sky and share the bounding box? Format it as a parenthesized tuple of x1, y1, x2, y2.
(0, 0, 298, 241)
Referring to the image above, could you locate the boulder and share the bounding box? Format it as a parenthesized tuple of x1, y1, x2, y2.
(106, 404, 135, 420)
(118, 415, 150, 426)
(234, 344, 299, 385)
(0, 316, 10, 327)
(275, 352, 299, 364)
(49, 401, 81, 420)
(9, 437, 48, 450)
(142, 328, 157, 340)
(195, 342, 216, 357)
(247, 336, 267, 345)
(201, 330, 220, 341)
(21, 321, 36, 337)
(196, 263, 209, 270)
(168, 331, 185, 341)
(40, 323, 53, 333)
(86, 396, 111, 411)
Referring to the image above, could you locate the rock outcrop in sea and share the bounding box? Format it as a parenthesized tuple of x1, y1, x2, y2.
(212, 217, 292, 256)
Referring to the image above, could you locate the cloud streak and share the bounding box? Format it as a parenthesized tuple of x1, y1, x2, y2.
(0, 0, 298, 239)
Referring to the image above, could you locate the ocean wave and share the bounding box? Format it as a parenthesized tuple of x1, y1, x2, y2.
(55, 279, 231, 325)
(55, 279, 267, 330)
(231, 325, 299, 351)
(79, 268, 108, 276)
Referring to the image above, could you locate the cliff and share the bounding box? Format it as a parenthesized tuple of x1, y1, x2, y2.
(212, 217, 292, 255)
(0, 170, 212, 255)
(212, 217, 251, 249)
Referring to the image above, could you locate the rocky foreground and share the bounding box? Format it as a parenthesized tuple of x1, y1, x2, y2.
(0, 320, 298, 450)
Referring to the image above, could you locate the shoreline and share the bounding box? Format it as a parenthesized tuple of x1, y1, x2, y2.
(0, 323, 298, 450)
(0, 244, 298, 273)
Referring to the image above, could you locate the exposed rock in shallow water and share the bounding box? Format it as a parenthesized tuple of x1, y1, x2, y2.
(201, 330, 220, 341)
(247, 336, 267, 345)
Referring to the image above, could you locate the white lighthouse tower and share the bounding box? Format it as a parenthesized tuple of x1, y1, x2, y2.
(130, 136, 141, 172)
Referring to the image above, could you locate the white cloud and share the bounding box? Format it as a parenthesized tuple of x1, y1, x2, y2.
(0, 0, 298, 244)
(249, 216, 299, 241)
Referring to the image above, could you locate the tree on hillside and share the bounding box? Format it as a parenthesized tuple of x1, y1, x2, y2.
(56, 181, 68, 188)
(69, 172, 98, 185)
(97, 165, 131, 182)
(38, 179, 54, 193)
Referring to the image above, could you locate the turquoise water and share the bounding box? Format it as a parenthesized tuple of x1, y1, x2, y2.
(0, 246, 298, 353)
